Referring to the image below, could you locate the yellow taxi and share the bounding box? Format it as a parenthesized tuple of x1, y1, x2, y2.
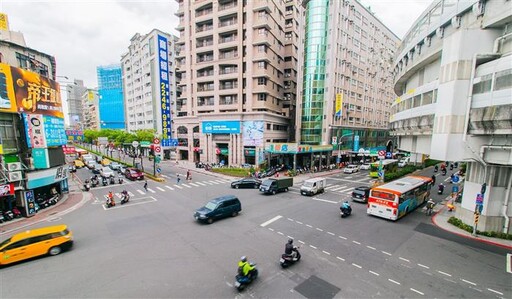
(0, 224, 73, 266)
(101, 158, 111, 166)
(74, 159, 85, 168)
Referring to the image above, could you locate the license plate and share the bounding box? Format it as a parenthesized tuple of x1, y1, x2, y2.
(234, 282, 241, 287)
(280, 258, 285, 263)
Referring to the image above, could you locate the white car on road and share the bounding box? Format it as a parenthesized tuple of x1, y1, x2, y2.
(100, 167, 115, 178)
(344, 164, 359, 174)
(359, 163, 371, 170)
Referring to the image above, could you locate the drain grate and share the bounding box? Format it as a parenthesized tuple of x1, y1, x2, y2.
(294, 275, 340, 299)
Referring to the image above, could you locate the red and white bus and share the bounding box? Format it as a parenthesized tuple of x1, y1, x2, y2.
(367, 175, 433, 220)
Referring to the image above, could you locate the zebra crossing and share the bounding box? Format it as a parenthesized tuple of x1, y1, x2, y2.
(324, 183, 355, 194)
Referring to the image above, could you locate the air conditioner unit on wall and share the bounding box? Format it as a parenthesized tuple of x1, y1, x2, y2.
(8, 171, 22, 182)
(7, 162, 22, 172)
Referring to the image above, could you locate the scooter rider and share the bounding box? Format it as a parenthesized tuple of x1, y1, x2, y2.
(238, 256, 255, 279)
(121, 190, 129, 203)
(438, 183, 445, 194)
(285, 239, 298, 258)
(426, 198, 435, 216)
(341, 200, 351, 213)
(107, 191, 115, 207)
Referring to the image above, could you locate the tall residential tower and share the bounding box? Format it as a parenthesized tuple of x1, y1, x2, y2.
(97, 64, 125, 129)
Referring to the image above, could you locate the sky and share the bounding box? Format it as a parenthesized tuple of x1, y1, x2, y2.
(1, 0, 433, 88)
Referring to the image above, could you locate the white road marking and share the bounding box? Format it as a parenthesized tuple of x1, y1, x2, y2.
(418, 263, 430, 269)
(298, 240, 305, 244)
(366, 246, 376, 250)
(312, 197, 338, 204)
(277, 232, 284, 235)
(388, 279, 400, 285)
(165, 186, 174, 190)
(487, 288, 503, 295)
(215, 180, 227, 184)
(174, 185, 183, 189)
(204, 181, 214, 185)
(306, 224, 313, 228)
(327, 232, 335, 236)
(337, 187, 353, 193)
(296, 221, 303, 224)
(460, 278, 476, 286)
(309, 245, 317, 249)
(156, 187, 165, 191)
(208, 181, 220, 184)
(336, 256, 345, 261)
(147, 188, 156, 193)
(268, 228, 274, 232)
(287, 235, 294, 239)
(352, 241, 361, 245)
(352, 263, 362, 269)
(260, 215, 282, 227)
(369, 270, 379, 276)
(410, 288, 424, 296)
(381, 251, 392, 256)
(339, 235, 347, 240)
(316, 228, 323, 232)
(137, 189, 144, 194)
(181, 184, 192, 188)
(128, 191, 135, 197)
(189, 183, 199, 187)
(437, 270, 452, 277)
(329, 186, 346, 191)
(287, 217, 294, 221)
(195, 182, 207, 186)
(399, 257, 410, 263)
(322, 250, 331, 255)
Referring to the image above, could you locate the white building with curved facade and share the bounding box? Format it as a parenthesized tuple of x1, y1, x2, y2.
(390, 0, 512, 232)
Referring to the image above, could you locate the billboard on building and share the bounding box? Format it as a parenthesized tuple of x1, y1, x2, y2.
(242, 121, 264, 146)
(23, 114, 66, 148)
(157, 34, 172, 147)
(0, 63, 63, 117)
(65, 129, 84, 141)
(0, 13, 9, 31)
(335, 93, 343, 117)
(202, 121, 241, 134)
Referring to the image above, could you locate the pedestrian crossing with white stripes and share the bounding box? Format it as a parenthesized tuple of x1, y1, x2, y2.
(324, 183, 355, 194)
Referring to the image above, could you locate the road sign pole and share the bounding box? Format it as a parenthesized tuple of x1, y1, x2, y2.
(472, 211, 479, 236)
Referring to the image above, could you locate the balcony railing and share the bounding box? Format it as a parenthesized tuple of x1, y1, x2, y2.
(197, 56, 214, 63)
(220, 83, 238, 90)
(219, 2, 237, 11)
(219, 36, 237, 43)
(196, 25, 213, 33)
(219, 67, 238, 75)
(219, 19, 237, 27)
(219, 52, 238, 60)
(195, 8, 213, 17)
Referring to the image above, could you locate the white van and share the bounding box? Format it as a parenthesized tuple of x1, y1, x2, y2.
(300, 178, 326, 196)
(398, 157, 410, 167)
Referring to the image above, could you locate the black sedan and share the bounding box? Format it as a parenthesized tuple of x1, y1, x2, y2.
(231, 178, 262, 189)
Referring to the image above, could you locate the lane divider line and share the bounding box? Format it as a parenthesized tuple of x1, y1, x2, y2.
(260, 215, 282, 227)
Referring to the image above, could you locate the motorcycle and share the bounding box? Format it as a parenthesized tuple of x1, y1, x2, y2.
(120, 193, 130, 205)
(102, 177, 108, 186)
(48, 195, 59, 206)
(12, 207, 22, 218)
(118, 177, 124, 184)
(340, 202, 352, 218)
(105, 197, 116, 208)
(84, 182, 91, 191)
(280, 247, 301, 268)
(235, 263, 258, 291)
(3, 210, 14, 221)
(434, 165, 438, 172)
(441, 169, 447, 176)
(110, 176, 116, 185)
(91, 178, 99, 188)
(0, 212, 4, 223)
(438, 184, 444, 195)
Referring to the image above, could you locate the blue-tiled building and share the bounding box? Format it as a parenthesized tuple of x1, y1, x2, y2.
(97, 64, 125, 129)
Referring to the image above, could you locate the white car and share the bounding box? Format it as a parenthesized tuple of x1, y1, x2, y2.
(359, 163, 371, 170)
(344, 164, 359, 174)
(100, 167, 115, 178)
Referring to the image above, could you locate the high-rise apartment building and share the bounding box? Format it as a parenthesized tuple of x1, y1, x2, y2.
(81, 88, 100, 131)
(66, 79, 87, 128)
(174, 0, 302, 165)
(389, 0, 511, 232)
(293, 0, 399, 167)
(121, 29, 178, 147)
(97, 64, 125, 129)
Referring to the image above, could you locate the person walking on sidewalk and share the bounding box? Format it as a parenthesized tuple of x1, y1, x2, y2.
(177, 174, 181, 184)
(143, 180, 148, 192)
(186, 170, 191, 181)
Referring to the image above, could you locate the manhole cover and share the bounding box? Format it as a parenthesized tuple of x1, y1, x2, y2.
(294, 275, 340, 299)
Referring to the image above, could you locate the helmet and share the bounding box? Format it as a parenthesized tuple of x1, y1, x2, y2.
(288, 238, 293, 244)
(240, 256, 247, 262)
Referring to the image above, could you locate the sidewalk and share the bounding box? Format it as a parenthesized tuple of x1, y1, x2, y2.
(431, 201, 512, 250)
(0, 176, 90, 235)
(174, 160, 345, 184)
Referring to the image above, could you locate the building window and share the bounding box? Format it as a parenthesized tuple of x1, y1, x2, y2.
(257, 77, 267, 85)
(220, 95, 237, 105)
(257, 61, 267, 69)
(472, 74, 492, 94)
(258, 93, 267, 101)
(494, 69, 512, 91)
(258, 45, 267, 53)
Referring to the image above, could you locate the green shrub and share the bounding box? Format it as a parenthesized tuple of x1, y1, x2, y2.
(447, 216, 512, 240)
(287, 169, 297, 177)
(424, 159, 442, 168)
(211, 168, 250, 177)
(384, 165, 419, 182)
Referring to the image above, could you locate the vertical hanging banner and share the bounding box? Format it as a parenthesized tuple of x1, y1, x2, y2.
(157, 34, 171, 147)
(335, 93, 343, 117)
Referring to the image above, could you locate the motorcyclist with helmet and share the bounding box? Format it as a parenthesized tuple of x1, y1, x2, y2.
(238, 256, 255, 279)
(285, 238, 299, 259)
(106, 191, 115, 207)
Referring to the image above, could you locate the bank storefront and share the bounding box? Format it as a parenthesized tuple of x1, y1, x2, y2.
(265, 143, 334, 170)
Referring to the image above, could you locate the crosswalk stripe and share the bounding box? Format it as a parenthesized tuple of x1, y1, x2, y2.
(174, 185, 183, 189)
(338, 187, 353, 193)
(215, 180, 226, 184)
(128, 191, 135, 197)
(346, 190, 353, 194)
(209, 181, 220, 185)
(147, 188, 156, 193)
(137, 189, 144, 194)
(330, 186, 347, 191)
(165, 186, 174, 190)
(181, 184, 192, 188)
(156, 187, 165, 191)
(161, 174, 169, 178)
(189, 183, 199, 187)
(195, 182, 207, 186)
(115, 193, 122, 198)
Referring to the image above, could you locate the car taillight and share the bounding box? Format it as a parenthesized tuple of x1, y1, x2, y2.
(393, 209, 397, 215)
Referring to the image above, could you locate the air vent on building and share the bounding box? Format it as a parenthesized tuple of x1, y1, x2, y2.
(8, 171, 22, 182)
(451, 16, 461, 28)
(7, 162, 22, 172)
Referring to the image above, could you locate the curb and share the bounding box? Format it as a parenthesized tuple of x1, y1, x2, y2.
(431, 205, 512, 250)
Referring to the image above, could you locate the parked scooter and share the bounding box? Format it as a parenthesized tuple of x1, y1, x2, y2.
(340, 201, 352, 218)
(235, 263, 258, 291)
(280, 246, 301, 268)
(12, 206, 22, 218)
(0, 212, 5, 223)
(48, 195, 59, 206)
(3, 210, 14, 221)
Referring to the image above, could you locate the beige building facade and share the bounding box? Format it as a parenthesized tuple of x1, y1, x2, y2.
(174, 0, 303, 165)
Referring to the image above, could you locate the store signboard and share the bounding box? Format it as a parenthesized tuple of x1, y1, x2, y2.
(26, 165, 68, 189)
(32, 148, 50, 169)
(157, 34, 172, 146)
(242, 121, 264, 146)
(0, 183, 14, 196)
(23, 114, 66, 148)
(202, 121, 240, 134)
